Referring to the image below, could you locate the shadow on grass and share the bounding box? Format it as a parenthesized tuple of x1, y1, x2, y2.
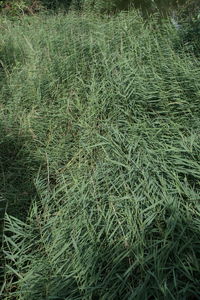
(0, 123, 40, 220)
(0, 121, 40, 291)
(0, 35, 26, 97)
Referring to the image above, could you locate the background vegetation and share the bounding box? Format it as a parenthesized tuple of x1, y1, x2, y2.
(0, 0, 199, 14)
(0, 1, 200, 299)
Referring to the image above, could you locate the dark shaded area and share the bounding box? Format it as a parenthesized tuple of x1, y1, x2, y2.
(118, 0, 187, 11)
(0, 35, 26, 92)
(179, 7, 200, 57)
(0, 19, 38, 295)
(0, 0, 199, 19)
(40, 0, 72, 10)
(39, 0, 83, 11)
(172, 1, 200, 57)
(0, 123, 40, 220)
(0, 122, 40, 291)
(0, 0, 84, 15)
(90, 0, 188, 15)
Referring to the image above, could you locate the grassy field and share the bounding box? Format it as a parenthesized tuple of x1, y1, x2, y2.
(1, 11, 200, 299)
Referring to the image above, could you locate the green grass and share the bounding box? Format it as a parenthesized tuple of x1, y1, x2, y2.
(1, 11, 200, 299)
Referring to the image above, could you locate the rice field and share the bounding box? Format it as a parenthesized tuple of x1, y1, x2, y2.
(0, 11, 200, 299)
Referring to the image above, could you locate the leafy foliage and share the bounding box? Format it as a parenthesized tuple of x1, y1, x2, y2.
(177, 0, 200, 56)
(0, 0, 43, 15)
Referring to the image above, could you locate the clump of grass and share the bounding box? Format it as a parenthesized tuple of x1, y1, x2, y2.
(1, 11, 200, 299)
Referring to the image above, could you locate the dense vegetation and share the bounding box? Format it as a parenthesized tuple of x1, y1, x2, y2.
(0, 0, 199, 15)
(0, 1, 200, 299)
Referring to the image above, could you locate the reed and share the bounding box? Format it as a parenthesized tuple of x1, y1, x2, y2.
(1, 11, 200, 299)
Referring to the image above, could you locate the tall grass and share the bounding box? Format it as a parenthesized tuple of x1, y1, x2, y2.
(1, 11, 200, 299)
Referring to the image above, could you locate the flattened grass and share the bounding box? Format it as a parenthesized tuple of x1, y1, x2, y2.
(1, 11, 200, 299)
